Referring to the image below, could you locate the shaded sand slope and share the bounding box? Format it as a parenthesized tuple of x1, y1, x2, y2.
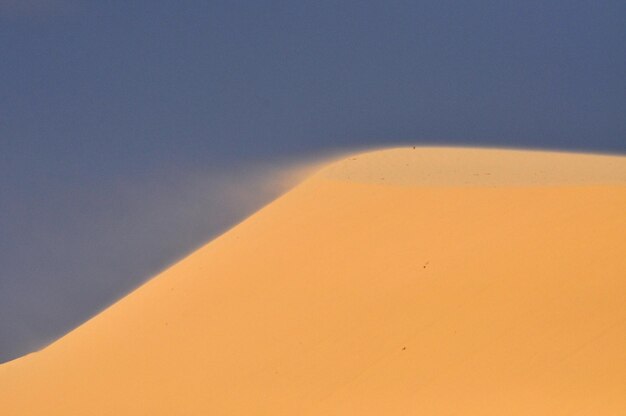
(1, 147, 626, 415)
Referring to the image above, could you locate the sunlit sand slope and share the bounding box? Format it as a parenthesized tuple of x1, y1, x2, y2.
(1, 147, 625, 415)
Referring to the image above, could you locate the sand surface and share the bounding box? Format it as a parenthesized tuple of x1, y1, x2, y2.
(1, 147, 625, 415)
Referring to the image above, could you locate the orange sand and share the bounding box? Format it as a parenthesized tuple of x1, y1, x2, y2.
(1, 147, 625, 415)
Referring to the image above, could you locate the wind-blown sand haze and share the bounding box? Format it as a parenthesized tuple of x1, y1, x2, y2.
(1, 147, 625, 414)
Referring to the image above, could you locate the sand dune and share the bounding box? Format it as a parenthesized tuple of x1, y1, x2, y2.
(1, 147, 625, 415)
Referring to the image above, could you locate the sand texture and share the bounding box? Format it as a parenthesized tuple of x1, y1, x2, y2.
(1, 147, 625, 415)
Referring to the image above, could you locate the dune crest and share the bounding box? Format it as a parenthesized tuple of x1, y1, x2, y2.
(1, 147, 625, 415)
(317, 147, 626, 186)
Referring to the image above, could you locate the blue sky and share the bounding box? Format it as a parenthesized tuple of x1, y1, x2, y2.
(1, 0, 624, 362)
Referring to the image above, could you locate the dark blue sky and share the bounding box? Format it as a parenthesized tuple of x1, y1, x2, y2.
(1, 0, 625, 362)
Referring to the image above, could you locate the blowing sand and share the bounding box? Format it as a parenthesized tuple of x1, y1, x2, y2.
(1, 147, 625, 415)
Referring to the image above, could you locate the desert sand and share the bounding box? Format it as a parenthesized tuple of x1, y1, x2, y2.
(1, 147, 625, 415)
